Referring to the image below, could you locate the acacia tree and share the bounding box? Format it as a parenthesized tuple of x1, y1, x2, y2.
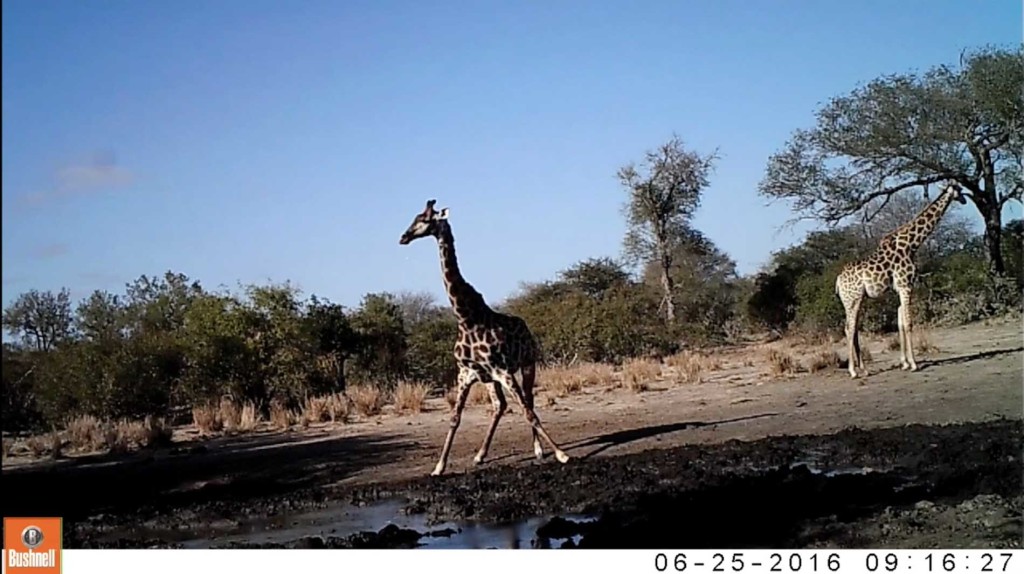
(759, 45, 1023, 275)
(2, 288, 74, 352)
(619, 135, 719, 322)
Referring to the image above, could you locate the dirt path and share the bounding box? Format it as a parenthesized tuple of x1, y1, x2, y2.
(4, 318, 1022, 549)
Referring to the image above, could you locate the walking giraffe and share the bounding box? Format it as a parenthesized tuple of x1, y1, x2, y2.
(399, 199, 571, 476)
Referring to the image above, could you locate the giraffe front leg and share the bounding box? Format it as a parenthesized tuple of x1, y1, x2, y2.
(898, 288, 918, 372)
(432, 369, 474, 476)
(844, 297, 864, 379)
(897, 303, 910, 370)
(473, 381, 506, 465)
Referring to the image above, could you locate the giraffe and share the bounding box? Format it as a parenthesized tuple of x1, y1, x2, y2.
(834, 181, 967, 378)
(399, 199, 571, 476)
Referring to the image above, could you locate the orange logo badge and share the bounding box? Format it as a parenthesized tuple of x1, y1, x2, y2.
(4, 517, 62, 574)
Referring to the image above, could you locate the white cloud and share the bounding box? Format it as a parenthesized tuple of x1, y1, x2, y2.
(29, 243, 70, 259)
(17, 150, 136, 207)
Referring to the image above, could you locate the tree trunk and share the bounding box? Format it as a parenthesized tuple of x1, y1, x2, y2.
(336, 355, 347, 393)
(973, 154, 1007, 276)
(983, 207, 1006, 276)
(659, 253, 676, 323)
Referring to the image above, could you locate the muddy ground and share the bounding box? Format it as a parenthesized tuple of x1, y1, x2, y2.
(3, 318, 1022, 549)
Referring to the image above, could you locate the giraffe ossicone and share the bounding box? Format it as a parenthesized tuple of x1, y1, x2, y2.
(834, 181, 967, 379)
(399, 199, 571, 476)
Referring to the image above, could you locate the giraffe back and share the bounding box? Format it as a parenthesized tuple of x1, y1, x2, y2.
(453, 310, 538, 375)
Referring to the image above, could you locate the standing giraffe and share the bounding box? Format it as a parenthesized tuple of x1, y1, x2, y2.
(834, 181, 967, 378)
(399, 199, 571, 476)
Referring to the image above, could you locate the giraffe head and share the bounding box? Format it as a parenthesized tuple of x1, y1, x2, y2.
(399, 199, 450, 245)
(942, 181, 967, 205)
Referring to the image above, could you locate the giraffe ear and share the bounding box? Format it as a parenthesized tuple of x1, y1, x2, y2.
(437, 207, 449, 220)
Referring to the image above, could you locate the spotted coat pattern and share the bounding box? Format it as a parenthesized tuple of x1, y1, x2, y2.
(834, 182, 967, 378)
(400, 200, 571, 476)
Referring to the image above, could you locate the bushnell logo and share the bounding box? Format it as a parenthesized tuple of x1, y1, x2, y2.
(4, 517, 62, 573)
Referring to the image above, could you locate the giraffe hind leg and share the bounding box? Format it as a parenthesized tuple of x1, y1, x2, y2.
(494, 369, 569, 464)
(521, 363, 544, 460)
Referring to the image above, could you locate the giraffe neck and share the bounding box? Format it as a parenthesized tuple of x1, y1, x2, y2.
(436, 223, 488, 324)
(897, 190, 957, 254)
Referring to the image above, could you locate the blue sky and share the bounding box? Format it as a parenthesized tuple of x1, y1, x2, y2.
(2, 0, 1021, 312)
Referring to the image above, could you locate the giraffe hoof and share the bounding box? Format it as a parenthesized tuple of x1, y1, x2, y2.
(430, 465, 445, 476)
(555, 451, 570, 464)
(472, 454, 485, 465)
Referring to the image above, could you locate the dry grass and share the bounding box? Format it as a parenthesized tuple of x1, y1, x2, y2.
(394, 381, 430, 414)
(324, 393, 351, 423)
(300, 393, 350, 424)
(621, 358, 659, 392)
(25, 435, 49, 457)
(807, 347, 842, 373)
(218, 397, 243, 432)
(24, 431, 63, 459)
(238, 401, 262, 431)
(191, 403, 223, 434)
(860, 346, 874, 364)
(468, 383, 491, 405)
(665, 351, 716, 384)
(66, 415, 108, 452)
(301, 395, 330, 423)
(914, 331, 940, 354)
(63, 414, 172, 453)
(145, 415, 174, 446)
(766, 348, 800, 376)
(269, 398, 293, 430)
(347, 384, 385, 417)
(192, 398, 263, 434)
(574, 362, 616, 386)
(443, 384, 491, 409)
(540, 365, 584, 397)
(885, 331, 938, 355)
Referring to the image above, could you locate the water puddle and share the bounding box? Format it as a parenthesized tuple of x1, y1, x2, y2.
(790, 447, 894, 477)
(139, 498, 596, 549)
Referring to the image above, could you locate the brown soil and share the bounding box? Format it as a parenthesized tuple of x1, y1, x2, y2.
(3, 317, 1022, 549)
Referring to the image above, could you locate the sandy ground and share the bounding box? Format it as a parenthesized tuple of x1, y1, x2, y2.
(3, 316, 1022, 549)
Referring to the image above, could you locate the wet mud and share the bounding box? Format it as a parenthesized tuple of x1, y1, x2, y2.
(15, 417, 1018, 549)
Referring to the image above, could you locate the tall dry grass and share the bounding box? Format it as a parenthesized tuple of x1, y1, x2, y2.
(394, 381, 430, 414)
(348, 384, 385, 417)
(766, 348, 800, 376)
(621, 358, 659, 392)
(664, 351, 716, 384)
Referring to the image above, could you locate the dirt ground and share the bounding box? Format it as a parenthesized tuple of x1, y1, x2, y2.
(3, 317, 1022, 549)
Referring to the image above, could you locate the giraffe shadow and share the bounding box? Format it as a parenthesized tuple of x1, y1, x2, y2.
(838, 345, 1022, 376)
(3, 429, 414, 526)
(912, 346, 1023, 372)
(564, 413, 779, 460)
